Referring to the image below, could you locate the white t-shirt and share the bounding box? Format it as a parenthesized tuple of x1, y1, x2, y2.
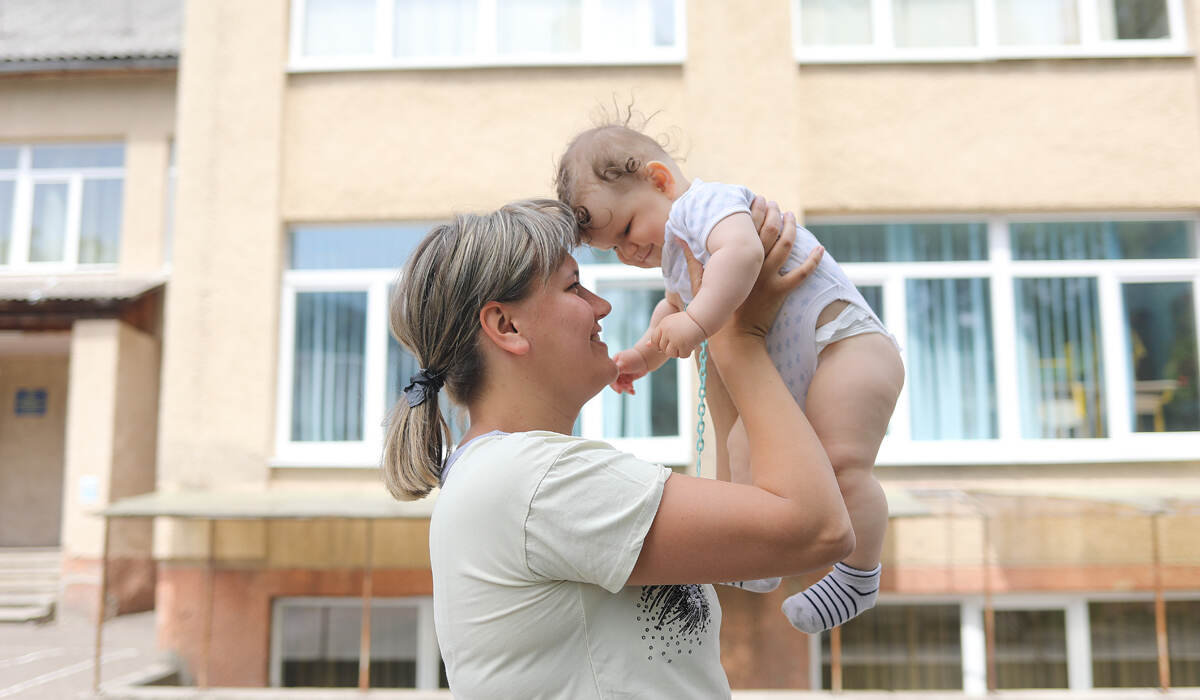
(430, 431, 730, 699)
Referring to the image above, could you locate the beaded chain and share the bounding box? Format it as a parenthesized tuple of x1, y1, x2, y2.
(694, 340, 708, 477)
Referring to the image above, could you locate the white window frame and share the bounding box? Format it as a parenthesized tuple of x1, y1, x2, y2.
(813, 592, 1200, 694)
(806, 211, 1200, 466)
(0, 144, 124, 273)
(288, 0, 687, 72)
(579, 262, 693, 465)
(269, 596, 440, 689)
(792, 0, 1190, 63)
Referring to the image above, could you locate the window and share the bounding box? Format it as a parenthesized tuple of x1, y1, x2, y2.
(277, 225, 690, 467)
(290, 0, 684, 70)
(576, 247, 691, 464)
(793, 0, 1187, 62)
(815, 597, 1200, 691)
(810, 215, 1199, 464)
(0, 143, 125, 270)
(271, 597, 447, 689)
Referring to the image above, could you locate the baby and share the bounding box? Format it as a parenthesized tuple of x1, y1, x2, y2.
(556, 124, 905, 633)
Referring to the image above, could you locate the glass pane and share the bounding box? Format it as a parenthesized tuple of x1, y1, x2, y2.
(598, 283, 678, 438)
(78, 179, 123, 264)
(304, 0, 375, 57)
(0, 181, 13, 264)
(29, 183, 68, 263)
(1124, 282, 1199, 432)
(908, 278, 996, 439)
(894, 0, 975, 47)
(280, 603, 362, 687)
(497, 0, 581, 54)
(291, 225, 429, 270)
(995, 609, 1069, 689)
(0, 147, 17, 169)
(592, 0, 671, 51)
(996, 0, 1079, 45)
(651, 0, 675, 46)
(1100, 0, 1169, 39)
(857, 285, 884, 323)
(369, 606, 419, 687)
(574, 246, 620, 265)
(1012, 221, 1195, 260)
(1015, 278, 1106, 438)
(31, 143, 123, 169)
(821, 605, 962, 690)
(1090, 601, 1158, 687)
(1169, 600, 1200, 686)
(292, 292, 367, 442)
(800, 0, 872, 46)
(394, 0, 476, 57)
(387, 330, 466, 444)
(809, 223, 988, 262)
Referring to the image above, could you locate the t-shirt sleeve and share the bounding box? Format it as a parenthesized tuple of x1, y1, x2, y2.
(670, 182, 755, 258)
(524, 438, 671, 594)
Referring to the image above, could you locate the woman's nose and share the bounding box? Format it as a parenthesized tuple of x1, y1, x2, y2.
(588, 289, 611, 319)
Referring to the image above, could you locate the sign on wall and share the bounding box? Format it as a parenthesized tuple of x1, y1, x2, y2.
(14, 388, 47, 417)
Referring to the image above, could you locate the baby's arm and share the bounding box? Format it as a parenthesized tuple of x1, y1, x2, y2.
(651, 214, 764, 357)
(611, 297, 677, 394)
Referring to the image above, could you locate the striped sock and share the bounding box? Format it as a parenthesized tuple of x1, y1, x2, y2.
(721, 577, 781, 593)
(781, 562, 880, 633)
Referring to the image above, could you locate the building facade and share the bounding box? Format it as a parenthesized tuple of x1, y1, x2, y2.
(2, 0, 1199, 693)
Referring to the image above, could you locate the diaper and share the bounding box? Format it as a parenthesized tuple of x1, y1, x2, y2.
(814, 303, 892, 356)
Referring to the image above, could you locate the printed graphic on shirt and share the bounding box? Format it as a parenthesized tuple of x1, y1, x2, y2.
(635, 584, 711, 664)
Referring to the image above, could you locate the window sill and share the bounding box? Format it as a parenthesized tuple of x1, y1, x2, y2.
(287, 51, 685, 73)
(794, 43, 1192, 65)
(877, 432, 1200, 466)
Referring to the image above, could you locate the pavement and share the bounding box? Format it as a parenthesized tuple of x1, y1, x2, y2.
(0, 609, 167, 699)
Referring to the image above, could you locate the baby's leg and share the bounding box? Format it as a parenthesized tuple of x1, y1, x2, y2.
(782, 321, 904, 632)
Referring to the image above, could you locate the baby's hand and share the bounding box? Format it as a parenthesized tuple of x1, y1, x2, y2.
(649, 311, 706, 358)
(611, 348, 650, 395)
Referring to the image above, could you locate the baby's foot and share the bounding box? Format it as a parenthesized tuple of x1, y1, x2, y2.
(782, 562, 880, 632)
(721, 578, 781, 593)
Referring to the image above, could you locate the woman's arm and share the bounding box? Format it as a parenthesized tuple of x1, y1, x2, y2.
(627, 202, 851, 586)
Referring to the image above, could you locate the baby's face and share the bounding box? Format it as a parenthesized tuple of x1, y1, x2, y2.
(578, 181, 672, 269)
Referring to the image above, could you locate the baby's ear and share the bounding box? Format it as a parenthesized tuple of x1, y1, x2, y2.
(646, 161, 675, 194)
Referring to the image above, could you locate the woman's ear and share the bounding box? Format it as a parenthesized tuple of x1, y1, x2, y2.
(479, 301, 531, 356)
(646, 161, 676, 196)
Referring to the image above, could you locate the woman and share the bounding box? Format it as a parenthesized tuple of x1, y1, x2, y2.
(383, 197, 853, 698)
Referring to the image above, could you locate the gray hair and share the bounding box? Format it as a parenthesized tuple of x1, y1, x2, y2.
(382, 199, 580, 500)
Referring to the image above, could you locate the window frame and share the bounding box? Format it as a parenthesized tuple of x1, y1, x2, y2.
(791, 0, 1190, 64)
(0, 144, 125, 272)
(807, 211, 1200, 466)
(269, 596, 441, 689)
(288, 0, 687, 72)
(811, 592, 1200, 692)
(578, 262, 694, 465)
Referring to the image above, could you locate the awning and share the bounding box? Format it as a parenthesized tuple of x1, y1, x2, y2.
(0, 274, 166, 303)
(99, 488, 435, 520)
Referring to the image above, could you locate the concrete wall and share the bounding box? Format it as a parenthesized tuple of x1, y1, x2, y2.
(0, 350, 69, 546)
(0, 73, 177, 276)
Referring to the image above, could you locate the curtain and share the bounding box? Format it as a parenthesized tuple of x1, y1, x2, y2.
(893, 0, 975, 47)
(812, 223, 988, 263)
(824, 604, 963, 690)
(29, 183, 68, 263)
(394, 0, 477, 58)
(799, 0, 873, 46)
(1014, 277, 1106, 438)
(496, 0, 581, 54)
(996, 0, 1079, 45)
(1100, 0, 1169, 40)
(292, 292, 367, 441)
(304, 0, 375, 57)
(79, 179, 123, 264)
(600, 285, 677, 439)
(907, 278, 997, 439)
(1123, 282, 1199, 432)
(1012, 221, 1194, 260)
(0, 181, 13, 264)
(994, 609, 1069, 689)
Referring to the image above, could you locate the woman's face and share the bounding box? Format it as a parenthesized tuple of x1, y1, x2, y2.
(510, 255, 617, 405)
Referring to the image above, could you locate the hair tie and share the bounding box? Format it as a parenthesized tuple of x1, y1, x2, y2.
(404, 368, 445, 408)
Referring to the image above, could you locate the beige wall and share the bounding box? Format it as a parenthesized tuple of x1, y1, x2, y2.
(0, 350, 69, 546)
(157, 0, 289, 492)
(61, 320, 159, 559)
(0, 73, 177, 276)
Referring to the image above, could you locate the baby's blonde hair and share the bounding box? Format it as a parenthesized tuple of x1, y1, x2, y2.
(555, 123, 675, 232)
(382, 199, 579, 500)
